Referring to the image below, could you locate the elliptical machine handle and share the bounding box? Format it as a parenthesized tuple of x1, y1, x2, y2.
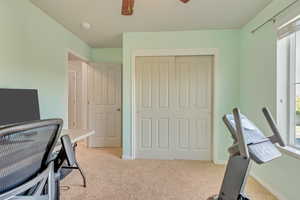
(232, 108, 250, 159)
(262, 107, 286, 147)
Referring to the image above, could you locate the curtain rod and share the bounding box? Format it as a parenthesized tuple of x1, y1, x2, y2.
(251, 0, 299, 34)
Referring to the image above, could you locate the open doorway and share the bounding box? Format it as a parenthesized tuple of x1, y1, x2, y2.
(67, 52, 122, 149)
(68, 52, 88, 130)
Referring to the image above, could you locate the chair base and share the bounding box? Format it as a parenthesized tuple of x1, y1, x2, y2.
(0, 162, 59, 200)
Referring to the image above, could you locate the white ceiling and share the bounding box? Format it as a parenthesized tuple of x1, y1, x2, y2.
(31, 0, 272, 48)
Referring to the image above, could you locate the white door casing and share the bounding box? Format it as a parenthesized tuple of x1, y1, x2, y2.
(68, 71, 77, 129)
(88, 63, 122, 147)
(135, 56, 212, 160)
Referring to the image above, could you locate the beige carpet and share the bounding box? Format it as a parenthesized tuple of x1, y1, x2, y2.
(61, 144, 277, 200)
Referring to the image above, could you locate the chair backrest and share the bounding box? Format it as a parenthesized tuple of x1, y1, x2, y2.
(0, 119, 63, 194)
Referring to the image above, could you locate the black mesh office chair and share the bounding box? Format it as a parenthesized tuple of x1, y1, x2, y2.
(0, 119, 63, 200)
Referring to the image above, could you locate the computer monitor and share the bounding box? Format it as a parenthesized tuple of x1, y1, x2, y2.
(0, 89, 40, 126)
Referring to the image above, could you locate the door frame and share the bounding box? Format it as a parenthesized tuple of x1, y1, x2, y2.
(131, 49, 219, 162)
(68, 70, 78, 128)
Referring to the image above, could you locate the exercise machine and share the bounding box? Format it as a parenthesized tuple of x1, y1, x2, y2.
(208, 107, 285, 200)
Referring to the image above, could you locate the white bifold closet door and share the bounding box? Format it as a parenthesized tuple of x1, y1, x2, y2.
(135, 56, 212, 160)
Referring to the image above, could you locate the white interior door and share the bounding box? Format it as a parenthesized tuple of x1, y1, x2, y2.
(88, 63, 122, 147)
(135, 56, 212, 160)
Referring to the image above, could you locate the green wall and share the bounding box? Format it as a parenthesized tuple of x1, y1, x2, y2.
(0, 0, 90, 127)
(122, 30, 241, 162)
(240, 0, 300, 199)
(91, 48, 122, 64)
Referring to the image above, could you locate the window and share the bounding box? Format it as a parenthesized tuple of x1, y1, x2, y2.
(278, 17, 300, 149)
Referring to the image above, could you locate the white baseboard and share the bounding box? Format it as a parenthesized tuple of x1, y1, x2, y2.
(122, 155, 134, 160)
(213, 159, 227, 165)
(250, 173, 288, 200)
(123, 155, 226, 163)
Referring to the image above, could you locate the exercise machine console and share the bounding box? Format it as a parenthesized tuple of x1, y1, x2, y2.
(208, 107, 285, 200)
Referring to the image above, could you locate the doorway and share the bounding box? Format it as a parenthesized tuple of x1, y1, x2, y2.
(67, 53, 122, 148)
(67, 52, 88, 130)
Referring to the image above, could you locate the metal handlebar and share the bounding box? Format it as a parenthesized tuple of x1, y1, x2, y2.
(223, 107, 285, 158)
(223, 116, 238, 142)
(262, 107, 286, 147)
(232, 108, 250, 159)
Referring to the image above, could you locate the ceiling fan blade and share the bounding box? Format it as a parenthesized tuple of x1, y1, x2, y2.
(180, 0, 190, 3)
(122, 0, 134, 16)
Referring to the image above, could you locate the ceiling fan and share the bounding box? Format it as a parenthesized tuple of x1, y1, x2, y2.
(122, 0, 190, 16)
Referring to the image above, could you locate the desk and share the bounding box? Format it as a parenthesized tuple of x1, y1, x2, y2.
(54, 129, 95, 151)
(60, 129, 95, 143)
